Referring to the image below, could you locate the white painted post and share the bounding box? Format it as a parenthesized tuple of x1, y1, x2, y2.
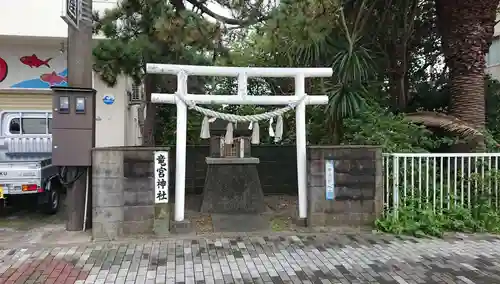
(174, 71, 188, 221)
(295, 74, 308, 219)
(238, 73, 248, 97)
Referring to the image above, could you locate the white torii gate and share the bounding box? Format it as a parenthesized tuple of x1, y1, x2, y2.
(146, 63, 332, 222)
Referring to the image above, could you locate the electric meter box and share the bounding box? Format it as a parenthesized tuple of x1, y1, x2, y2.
(51, 86, 96, 166)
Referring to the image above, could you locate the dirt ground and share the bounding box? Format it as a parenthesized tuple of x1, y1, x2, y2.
(185, 195, 370, 235)
(186, 194, 312, 234)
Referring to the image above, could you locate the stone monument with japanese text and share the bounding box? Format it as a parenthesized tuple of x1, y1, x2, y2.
(200, 119, 267, 213)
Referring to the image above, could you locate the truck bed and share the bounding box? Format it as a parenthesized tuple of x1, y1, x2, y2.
(0, 151, 54, 196)
(0, 152, 52, 163)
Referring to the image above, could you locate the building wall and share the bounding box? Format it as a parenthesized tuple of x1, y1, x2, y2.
(0, 90, 52, 110)
(486, 15, 500, 80)
(0, 0, 117, 38)
(494, 15, 500, 38)
(0, 40, 142, 147)
(486, 64, 500, 81)
(126, 105, 143, 146)
(93, 74, 128, 147)
(0, 41, 67, 89)
(486, 35, 500, 81)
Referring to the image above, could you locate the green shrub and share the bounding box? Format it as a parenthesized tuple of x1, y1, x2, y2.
(376, 172, 500, 237)
(341, 104, 448, 153)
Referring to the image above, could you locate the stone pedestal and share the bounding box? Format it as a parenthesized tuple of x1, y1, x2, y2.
(153, 203, 170, 235)
(170, 220, 193, 234)
(201, 157, 266, 213)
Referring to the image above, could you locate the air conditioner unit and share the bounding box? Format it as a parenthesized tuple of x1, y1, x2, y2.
(128, 83, 144, 105)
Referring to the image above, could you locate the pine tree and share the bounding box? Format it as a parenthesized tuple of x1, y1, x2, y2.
(92, 0, 272, 145)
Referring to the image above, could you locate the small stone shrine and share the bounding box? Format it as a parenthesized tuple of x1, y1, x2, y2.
(200, 119, 267, 213)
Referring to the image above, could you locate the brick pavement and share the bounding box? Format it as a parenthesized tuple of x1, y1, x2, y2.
(1, 233, 500, 284)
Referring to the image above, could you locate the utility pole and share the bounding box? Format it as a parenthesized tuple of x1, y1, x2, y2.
(64, 0, 93, 231)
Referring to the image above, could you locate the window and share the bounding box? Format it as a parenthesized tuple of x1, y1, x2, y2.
(9, 118, 52, 135)
(9, 119, 20, 134)
(486, 38, 500, 67)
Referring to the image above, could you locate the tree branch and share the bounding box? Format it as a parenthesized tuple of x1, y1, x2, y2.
(169, 0, 186, 11)
(184, 0, 270, 26)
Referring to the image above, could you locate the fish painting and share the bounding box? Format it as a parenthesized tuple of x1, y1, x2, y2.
(20, 54, 52, 68)
(0, 57, 7, 83)
(40, 72, 66, 86)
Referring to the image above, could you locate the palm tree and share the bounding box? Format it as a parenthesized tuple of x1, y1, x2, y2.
(435, 0, 499, 131)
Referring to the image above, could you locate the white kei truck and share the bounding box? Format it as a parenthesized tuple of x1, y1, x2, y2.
(0, 110, 63, 214)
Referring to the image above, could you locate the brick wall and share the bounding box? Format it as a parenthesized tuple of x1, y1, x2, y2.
(307, 146, 384, 226)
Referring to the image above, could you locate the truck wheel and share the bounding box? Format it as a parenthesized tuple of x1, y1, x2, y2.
(43, 179, 60, 215)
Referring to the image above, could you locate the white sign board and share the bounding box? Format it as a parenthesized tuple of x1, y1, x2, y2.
(325, 159, 335, 200)
(61, 0, 80, 29)
(154, 151, 169, 203)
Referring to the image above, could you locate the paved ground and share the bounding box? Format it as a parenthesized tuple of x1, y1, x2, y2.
(1, 233, 500, 284)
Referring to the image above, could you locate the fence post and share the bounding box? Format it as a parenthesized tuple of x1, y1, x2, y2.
(392, 155, 399, 218)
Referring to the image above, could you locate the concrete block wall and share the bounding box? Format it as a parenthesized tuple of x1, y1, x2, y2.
(92, 146, 170, 241)
(167, 145, 299, 196)
(122, 150, 156, 235)
(92, 149, 124, 240)
(92, 145, 384, 238)
(307, 146, 384, 226)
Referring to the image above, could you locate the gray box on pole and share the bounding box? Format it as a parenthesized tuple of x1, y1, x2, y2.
(51, 87, 96, 167)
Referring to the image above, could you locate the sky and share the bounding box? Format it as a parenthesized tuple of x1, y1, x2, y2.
(0, 0, 231, 38)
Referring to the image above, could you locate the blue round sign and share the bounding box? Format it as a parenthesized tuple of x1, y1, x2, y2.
(103, 95, 115, 105)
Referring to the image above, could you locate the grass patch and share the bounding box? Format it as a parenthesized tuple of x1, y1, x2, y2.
(270, 216, 290, 231)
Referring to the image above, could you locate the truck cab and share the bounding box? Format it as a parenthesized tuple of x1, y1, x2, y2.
(0, 110, 61, 214)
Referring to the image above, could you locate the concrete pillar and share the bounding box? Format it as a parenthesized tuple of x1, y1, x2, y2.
(65, 0, 94, 231)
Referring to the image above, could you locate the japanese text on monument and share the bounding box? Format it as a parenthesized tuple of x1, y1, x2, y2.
(66, 0, 79, 27)
(154, 151, 169, 203)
